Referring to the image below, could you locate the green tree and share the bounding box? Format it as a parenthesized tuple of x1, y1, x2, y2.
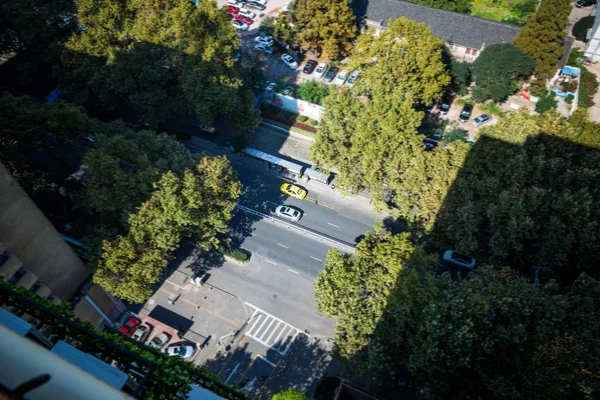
(94, 157, 241, 302)
(57, 0, 258, 128)
(310, 17, 450, 205)
(449, 61, 471, 95)
(294, 0, 356, 58)
(273, 13, 295, 45)
(535, 94, 558, 113)
(573, 16, 595, 42)
(405, 0, 471, 13)
(514, 0, 570, 79)
(298, 80, 330, 105)
(271, 388, 308, 400)
(0, 92, 91, 192)
(471, 43, 534, 102)
(77, 127, 197, 237)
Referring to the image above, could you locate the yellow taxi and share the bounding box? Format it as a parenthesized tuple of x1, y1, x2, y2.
(280, 183, 307, 199)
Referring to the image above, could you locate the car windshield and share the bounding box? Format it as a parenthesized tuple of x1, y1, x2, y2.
(292, 211, 299, 217)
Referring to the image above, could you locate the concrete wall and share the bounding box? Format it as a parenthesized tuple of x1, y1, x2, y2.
(585, 12, 600, 62)
(0, 163, 90, 299)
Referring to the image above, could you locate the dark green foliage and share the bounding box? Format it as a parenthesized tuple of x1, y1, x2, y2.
(535, 94, 558, 113)
(471, 43, 534, 102)
(443, 128, 469, 143)
(449, 61, 471, 95)
(298, 80, 330, 105)
(579, 66, 599, 109)
(565, 94, 575, 105)
(314, 377, 341, 400)
(259, 16, 276, 35)
(309, 119, 319, 126)
(222, 248, 249, 263)
(230, 134, 247, 152)
(297, 115, 309, 122)
(573, 16, 595, 42)
(514, 0, 571, 79)
(406, 0, 471, 13)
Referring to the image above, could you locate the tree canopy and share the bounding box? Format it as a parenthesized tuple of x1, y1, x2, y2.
(271, 388, 308, 400)
(294, 0, 357, 59)
(94, 157, 241, 303)
(513, 0, 570, 79)
(315, 234, 600, 399)
(310, 17, 450, 205)
(56, 0, 258, 128)
(471, 43, 534, 102)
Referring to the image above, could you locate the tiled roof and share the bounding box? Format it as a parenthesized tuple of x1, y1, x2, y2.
(352, 0, 521, 50)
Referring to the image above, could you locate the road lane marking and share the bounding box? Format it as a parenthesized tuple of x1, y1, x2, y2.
(256, 357, 284, 398)
(304, 196, 336, 210)
(310, 256, 323, 262)
(276, 243, 289, 249)
(225, 363, 240, 384)
(217, 335, 247, 377)
(327, 222, 340, 228)
(287, 268, 300, 275)
(257, 354, 277, 368)
(265, 259, 277, 265)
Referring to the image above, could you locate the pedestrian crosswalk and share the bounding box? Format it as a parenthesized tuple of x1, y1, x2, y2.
(244, 303, 306, 355)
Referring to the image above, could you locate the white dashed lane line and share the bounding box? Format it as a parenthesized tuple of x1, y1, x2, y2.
(287, 268, 300, 275)
(310, 256, 323, 262)
(265, 259, 277, 266)
(276, 243, 289, 249)
(327, 222, 340, 228)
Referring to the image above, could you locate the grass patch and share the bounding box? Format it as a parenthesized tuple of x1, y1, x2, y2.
(456, 98, 475, 106)
(579, 66, 599, 109)
(479, 101, 506, 118)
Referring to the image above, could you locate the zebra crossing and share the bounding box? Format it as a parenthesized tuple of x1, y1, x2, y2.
(244, 302, 307, 356)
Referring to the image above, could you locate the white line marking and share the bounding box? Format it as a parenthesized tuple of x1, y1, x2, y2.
(287, 268, 300, 275)
(225, 363, 240, 384)
(257, 355, 277, 368)
(281, 331, 300, 355)
(276, 243, 289, 249)
(327, 222, 340, 228)
(265, 321, 281, 343)
(265, 259, 277, 266)
(310, 256, 323, 262)
(165, 279, 185, 290)
(254, 316, 271, 337)
(259, 319, 276, 341)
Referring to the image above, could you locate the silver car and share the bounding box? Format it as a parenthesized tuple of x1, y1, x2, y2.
(471, 113, 492, 127)
(281, 53, 298, 69)
(275, 205, 302, 221)
(442, 250, 476, 269)
(148, 332, 171, 349)
(346, 70, 360, 87)
(132, 324, 152, 342)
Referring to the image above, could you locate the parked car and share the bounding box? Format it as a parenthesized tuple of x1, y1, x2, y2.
(281, 53, 298, 69)
(303, 60, 318, 74)
(282, 86, 295, 96)
(227, 0, 241, 5)
(254, 43, 274, 54)
(226, 5, 239, 14)
(266, 82, 277, 92)
(275, 205, 302, 221)
(442, 250, 476, 269)
(472, 113, 492, 127)
(335, 70, 349, 86)
(245, 1, 266, 10)
(459, 104, 473, 122)
(323, 67, 339, 82)
(165, 343, 197, 359)
(576, 0, 596, 7)
(280, 183, 307, 199)
(346, 70, 360, 87)
(119, 317, 141, 336)
(148, 332, 172, 349)
(234, 14, 253, 25)
(250, 0, 267, 4)
(255, 35, 274, 47)
(314, 63, 327, 78)
(439, 97, 452, 115)
(231, 20, 248, 30)
(132, 324, 152, 342)
(237, 8, 255, 18)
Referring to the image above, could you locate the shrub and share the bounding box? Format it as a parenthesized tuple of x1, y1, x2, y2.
(565, 94, 575, 105)
(449, 61, 471, 95)
(535, 94, 558, 113)
(573, 16, 594, 42)
(309, 119, 319, 126)
(297, 115, 308, 122)
(443, 128, 468, 143)
(298, 80, 330, 105)
(259, 16, 276, 35)
(223, 248, 249, 263)
(579, 66, 599, 109)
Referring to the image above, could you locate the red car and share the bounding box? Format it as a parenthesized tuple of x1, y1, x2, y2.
(234, 14, 253, 25)
(119, 317, 141, 336)
(227, 5, 239, 14)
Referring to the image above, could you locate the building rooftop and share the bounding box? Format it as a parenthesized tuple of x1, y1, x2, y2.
(351, 0, 521, 49)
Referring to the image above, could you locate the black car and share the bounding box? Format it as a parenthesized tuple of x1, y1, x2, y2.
(439, 97, 452, 115)
(323, 67, 339, 82)
(459, 104, 473, 122)
(246, 1, 266, 10)
(303, 60, 317, 74)
(576, 0, 596, 7)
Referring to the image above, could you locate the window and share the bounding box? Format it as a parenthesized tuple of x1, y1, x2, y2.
(30, 283, 42, 293)
(9, 267, 26, 284)
(472, 49, 479, 56)
(0, 251, 10, 268)
(465, 48, 472, 55)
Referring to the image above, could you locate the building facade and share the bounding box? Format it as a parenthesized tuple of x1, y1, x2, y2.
(352, 0, 521, 62)
(584, 9, 600, 62)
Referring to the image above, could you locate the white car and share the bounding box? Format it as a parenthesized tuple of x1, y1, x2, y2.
(251, 0, 267, 4)
(238, 8, 256, 19)
(254, 35, 274, 47)
(227, 0, 241, 4)
(164, 343, 196, 359)
(231, 20, 248, 31)
(314, 63, 327, 78)
(275, 205, 302, 221)
(281, 53, 298, 69)
(335, 70, 349, 86)
(442, 250, 476, 269)
(346, 70, 360, 87)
